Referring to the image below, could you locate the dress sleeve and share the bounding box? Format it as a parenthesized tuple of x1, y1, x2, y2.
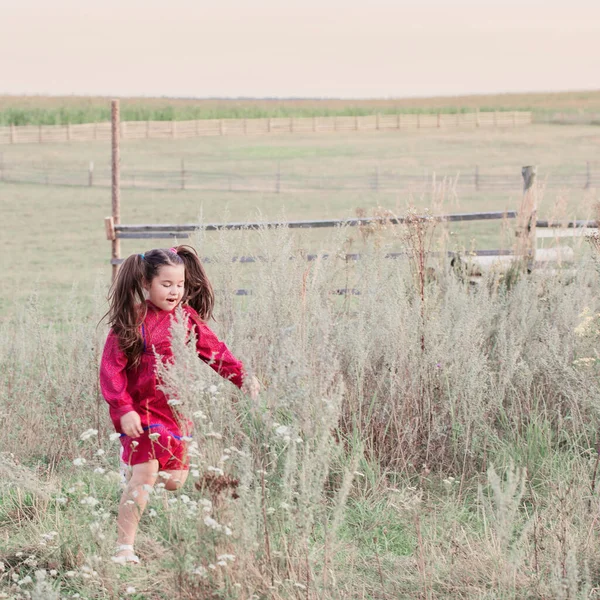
(187, 309, 245, 388)
(99, 330, 136, 422)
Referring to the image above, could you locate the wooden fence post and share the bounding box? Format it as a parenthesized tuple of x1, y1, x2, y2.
(111, 100, 121, 282)
(219, 119, 224, 135)
(267, 118, 272, 134)
(437, 113, 441, 128)
(476, 108, 480, 128)
(312, 116, 317, 132)
(517, 165, 537, 268)
(585, 161, 591, 190)
(146, 120, 150, 139)
(89, 161, 94, 187)
(172, 120, 176, 138)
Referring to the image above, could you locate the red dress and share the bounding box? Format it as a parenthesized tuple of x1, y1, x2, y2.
(100, 301, 245, 469)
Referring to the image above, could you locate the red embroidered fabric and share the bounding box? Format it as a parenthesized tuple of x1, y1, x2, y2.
(100, 301, 245, 434)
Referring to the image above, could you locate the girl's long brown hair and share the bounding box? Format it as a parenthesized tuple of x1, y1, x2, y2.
(106, 245, 214, 368)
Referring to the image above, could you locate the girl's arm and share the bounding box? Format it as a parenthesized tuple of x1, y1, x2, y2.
(99, 330, 137, 423)
(187, 310, 245, 388)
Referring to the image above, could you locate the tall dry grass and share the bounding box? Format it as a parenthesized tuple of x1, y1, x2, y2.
(2, 220, 600, 598)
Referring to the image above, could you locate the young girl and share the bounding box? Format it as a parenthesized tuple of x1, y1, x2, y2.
(100, 245, 259, 564)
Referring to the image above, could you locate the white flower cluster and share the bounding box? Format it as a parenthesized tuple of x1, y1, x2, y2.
(79, 428, 98, 441)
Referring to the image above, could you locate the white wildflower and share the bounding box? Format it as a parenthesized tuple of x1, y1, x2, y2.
(126, 586, 136, 594)
(79, 429, 98, 441)
(94, 467, 106, 474)
(0, 561, 4, 572)
(130, 440, 139, 448)
(18, 575, 32, 586)
(208, 385, 218, 394)
(206, 431, 222, 439)
(181, 435, 193, 442)
(193, 565, 208, 577)
(148, 432, 160, 441)
(167, 398, 182, 406)
(193, 410, 207, 420)
(217, 560, 227, 567)
(207, 466, 224, 476)
(80, 496, 100, 506)
(65, 571, 76, 578)
(180, 495, 191, 504)
(73, 457, 86, 467)
(158, 471, 172, 480)
(224, 526, 233, 536)
(95, 448, 105, 456)
(49, 570, 57, 577)
(191, 469, 200, 478)
(204, 516, 221, 530)
(55, 497, 67, 504)
(109, 432, 121, 441)
(217, 554, 235, 562)
(148, 508, 157, 517)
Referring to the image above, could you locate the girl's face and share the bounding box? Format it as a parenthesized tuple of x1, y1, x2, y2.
(144, 263, 185, 312)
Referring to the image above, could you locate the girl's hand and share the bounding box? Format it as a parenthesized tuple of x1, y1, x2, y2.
(120, 411, 143, 438)
(242, 375, 261, 401)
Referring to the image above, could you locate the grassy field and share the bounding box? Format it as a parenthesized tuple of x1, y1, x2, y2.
(1, 123, 599, 317)
(3, 120, 600, 598)
(3, 226, 600, 598)
(1, 90, 599, 125)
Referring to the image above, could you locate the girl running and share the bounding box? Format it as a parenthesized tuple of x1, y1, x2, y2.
(100, 246, 259, 564)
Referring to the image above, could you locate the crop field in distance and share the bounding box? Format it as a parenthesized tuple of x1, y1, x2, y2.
(0, 89, 599, 125)
(2, 92, 600, 599)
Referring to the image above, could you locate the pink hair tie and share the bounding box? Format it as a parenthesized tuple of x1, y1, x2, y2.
(169, 247, 178, 254)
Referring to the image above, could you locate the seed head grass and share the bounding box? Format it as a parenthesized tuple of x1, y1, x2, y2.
(3, 222, 600, 597)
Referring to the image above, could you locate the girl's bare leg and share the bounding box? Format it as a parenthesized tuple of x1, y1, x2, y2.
(162, 469, 189, 491)
(115, 460, 159, 555)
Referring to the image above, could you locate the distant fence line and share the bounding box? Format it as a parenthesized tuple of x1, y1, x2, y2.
(0, 158, 597, 194)
(0, 111, 533, 145)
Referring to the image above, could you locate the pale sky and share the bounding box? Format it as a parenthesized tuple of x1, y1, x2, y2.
(1, 0, 599, 98)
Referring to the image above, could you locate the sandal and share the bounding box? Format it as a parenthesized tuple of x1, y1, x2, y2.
(111, 544, 140, 565)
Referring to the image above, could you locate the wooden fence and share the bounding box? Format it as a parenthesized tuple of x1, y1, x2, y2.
(2, 159, 596, 194)
(0, 111, 532, 145)
(100, 103, 589, 285)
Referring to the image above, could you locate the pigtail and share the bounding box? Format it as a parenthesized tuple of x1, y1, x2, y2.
(174, 245, 215, 321)
(107, 253, 147, 367)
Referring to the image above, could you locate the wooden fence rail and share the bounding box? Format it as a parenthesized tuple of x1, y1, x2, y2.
(0, 111, 533, 145)
(2, 161, 597, 193)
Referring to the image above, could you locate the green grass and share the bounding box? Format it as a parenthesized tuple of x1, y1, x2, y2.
(1, 124, 598, 319)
